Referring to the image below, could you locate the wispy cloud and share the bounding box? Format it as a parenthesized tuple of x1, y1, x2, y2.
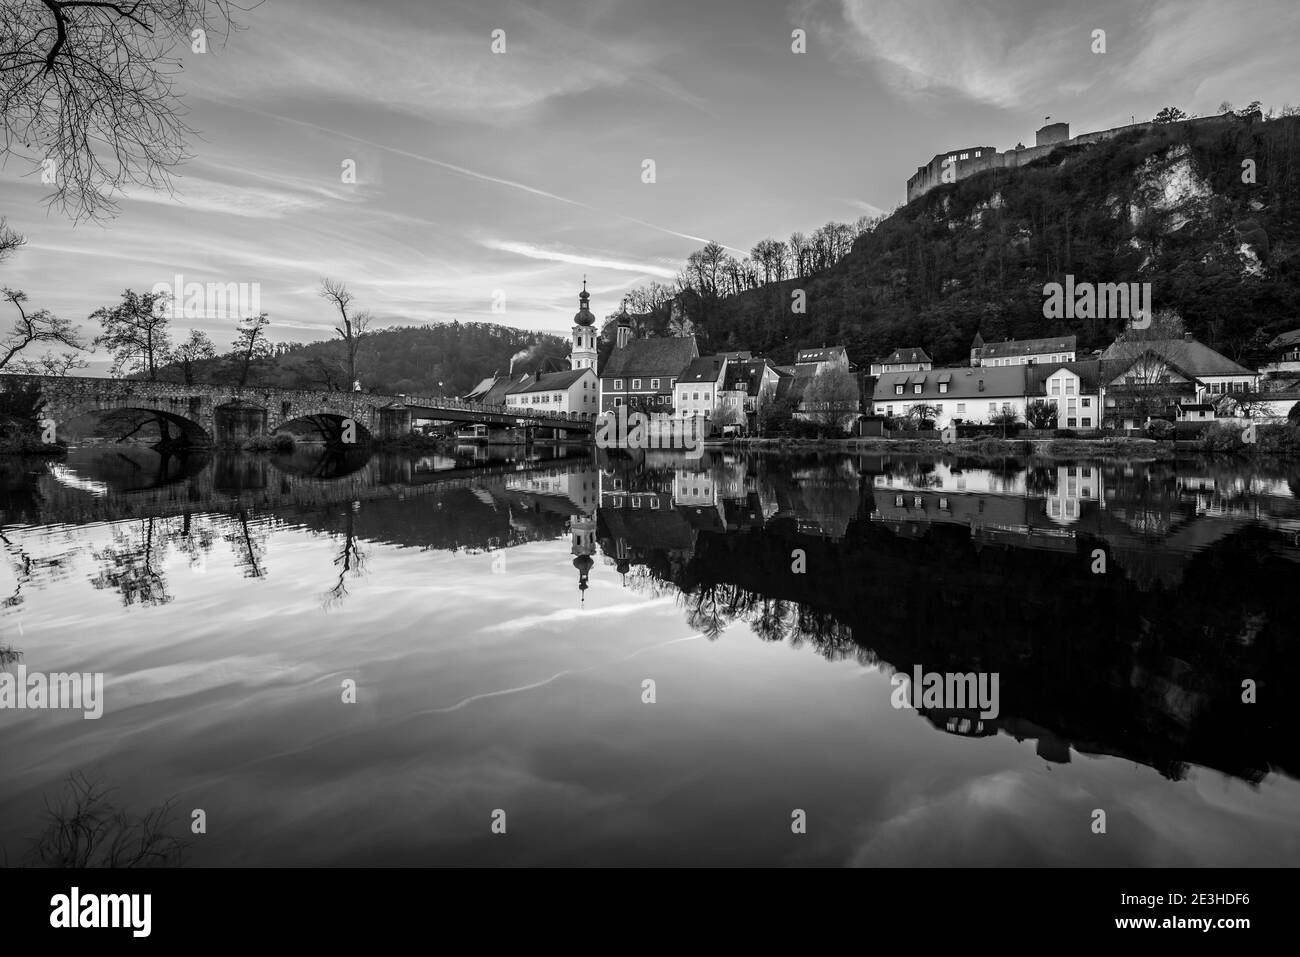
(481, 240, 679, 279)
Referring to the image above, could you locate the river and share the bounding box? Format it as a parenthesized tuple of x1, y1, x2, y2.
(1, 444, 1297, 865)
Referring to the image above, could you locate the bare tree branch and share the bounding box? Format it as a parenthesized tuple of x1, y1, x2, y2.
(0, 0, 258, 222)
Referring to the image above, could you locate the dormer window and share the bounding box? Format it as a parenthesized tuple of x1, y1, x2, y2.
(913, 384, 922, 394)
(895, 384, 904, 395)
(939, 382, 948, 394)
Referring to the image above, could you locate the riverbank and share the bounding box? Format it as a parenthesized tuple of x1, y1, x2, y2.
(723, 435, 1176, 459)
(720, 433, 1300, 461)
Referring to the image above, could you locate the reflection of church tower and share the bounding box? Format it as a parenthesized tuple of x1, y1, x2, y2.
(571, 279, 598, 371)
(571, 511, 596, 603)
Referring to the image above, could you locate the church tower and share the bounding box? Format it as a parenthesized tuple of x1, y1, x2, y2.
(571, 279, 598, 371)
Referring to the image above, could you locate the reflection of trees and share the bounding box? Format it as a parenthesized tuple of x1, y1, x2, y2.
(90, 517, 172, 607)
(0, 643, 20, 666)
(0, 529, 73, 609)
(88, 513, 225, 606)
(322, 509, 366, 609)
(18, 772, 187, 868)
(224, 510, 268, 579)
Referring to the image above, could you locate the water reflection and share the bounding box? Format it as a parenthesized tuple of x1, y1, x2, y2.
(1, 444, 1298, 865)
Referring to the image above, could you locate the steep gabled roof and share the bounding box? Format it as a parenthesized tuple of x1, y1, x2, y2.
(876, 347, 932, 365)
(1266, 328, 1300, 350)
(678, 355, 727, 384)
(476, 373, 532, 405)
(601, 336, 698, 378)
(872, 365, 1027, 401)
(1099, 337, 1254, 378)
(464, 375, 498, 400)
(723, 359, 775, 395)
(1024, 360, 1102, 395)
(509, 368, 592, 394)
(795, 346, 847, 364)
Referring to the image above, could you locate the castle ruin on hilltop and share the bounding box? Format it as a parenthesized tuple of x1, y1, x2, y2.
(905, 112, 1238, 204)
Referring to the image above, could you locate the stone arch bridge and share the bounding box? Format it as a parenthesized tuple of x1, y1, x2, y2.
(3, 374, 594, 446)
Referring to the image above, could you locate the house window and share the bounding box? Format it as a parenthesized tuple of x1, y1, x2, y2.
(959, 152, 969, 160)
(887, 405, 894, 415)
(895, 495, 904, 507)
(680, 391, 688, 401)
(895, 384, 904, 395)
(1066, 381, 1076, 395)
(974, 150, 982, 158)
(632, 379, 641, 390)
(939, 383, 948, 394)
(613, 397, 623, 406)
(1082, 398, 1091, 408)
(650, 378, 659, 389)
(693, 392, 700, 400)
(935, 404, 943, 413)
(1051, 381, 1061, 395)
(956, 403, 966, 414)
(1067, 417, 1077, 427)
(989, 403, 997, 413)
(913, 384, 922, 394)
(614, 379, 623, 390)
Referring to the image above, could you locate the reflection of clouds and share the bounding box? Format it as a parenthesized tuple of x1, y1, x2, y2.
(478, 597, 672, 634)
(48, 465, 110, 498)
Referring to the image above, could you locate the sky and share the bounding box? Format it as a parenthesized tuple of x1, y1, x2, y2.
(1, 0, 1297, 373)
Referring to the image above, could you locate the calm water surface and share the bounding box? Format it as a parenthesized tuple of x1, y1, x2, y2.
(1, 443, 1298, 866)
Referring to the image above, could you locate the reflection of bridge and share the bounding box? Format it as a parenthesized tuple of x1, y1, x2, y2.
(26, 452, 594, 526)
(2, 374, 594, 445)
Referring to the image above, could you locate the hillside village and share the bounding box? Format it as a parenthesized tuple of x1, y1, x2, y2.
(458, 277, 1300, 442)
(452, 108, 1300, 445)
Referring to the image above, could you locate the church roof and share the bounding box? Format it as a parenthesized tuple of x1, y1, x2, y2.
(602, 336, 698, 378)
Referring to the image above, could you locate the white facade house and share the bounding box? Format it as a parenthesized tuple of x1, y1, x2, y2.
(869, 347, 932, 376)
(872, 366, 1029, 428)
(1026, 362, 1103, 430)
(505, 367, 599, 415)
(675, 355, 729, 421)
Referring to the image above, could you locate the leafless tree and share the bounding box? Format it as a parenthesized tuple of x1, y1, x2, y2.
(0, 1, 257, 222)
(319, 279, 370, 387)
(8, 348, 89, 375)
(1, 288, 84, 371)
(0, 217, 24, 262)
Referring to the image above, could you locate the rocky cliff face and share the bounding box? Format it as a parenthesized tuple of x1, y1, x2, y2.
(701, 114, 1300, 367)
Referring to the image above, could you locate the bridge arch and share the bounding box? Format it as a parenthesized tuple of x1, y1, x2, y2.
(277, 412, 375, 447)
(59, 405, 213, 448)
